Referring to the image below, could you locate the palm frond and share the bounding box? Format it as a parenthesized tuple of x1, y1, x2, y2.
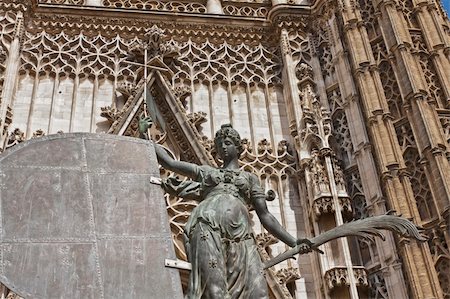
(264, 213, 426, 269)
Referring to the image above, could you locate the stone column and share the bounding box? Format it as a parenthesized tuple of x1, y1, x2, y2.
(298, 53, 360, 299)
(323, 151, 359, 299)
(278, 27, 345, 298)
(374, 0, 450, 228)
(279, 28, 303, 150)
(327, 9, 410, 299)
(0, 11, 23, 150)
(412, 0, 450, 100)
(337, 0, 443, 298)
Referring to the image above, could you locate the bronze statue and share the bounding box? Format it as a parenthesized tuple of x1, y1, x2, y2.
(139, 118, 312, 299)
(139, 114, 427, 299)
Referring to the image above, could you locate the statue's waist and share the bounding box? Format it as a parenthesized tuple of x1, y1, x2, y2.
(203, 183, 246, 201)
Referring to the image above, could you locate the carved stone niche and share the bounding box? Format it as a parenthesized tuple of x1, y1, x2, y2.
(312, 196, 353, 219)
(324, 266, 368, 291)
(313, 196, 334, 217)
(339, 196, 353, 217)
(256, 232, 279, 261)
(275, 267, 300, 285)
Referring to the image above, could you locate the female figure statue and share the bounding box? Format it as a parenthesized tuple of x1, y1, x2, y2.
(140, 119, 311, 299)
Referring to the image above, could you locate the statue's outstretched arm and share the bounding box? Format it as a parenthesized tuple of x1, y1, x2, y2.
(154, 144, 198, 179)
(253, 196, 297, 247)
(139, 115, 198, 179)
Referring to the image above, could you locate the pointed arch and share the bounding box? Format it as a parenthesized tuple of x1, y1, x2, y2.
(109, 70, 216, 166)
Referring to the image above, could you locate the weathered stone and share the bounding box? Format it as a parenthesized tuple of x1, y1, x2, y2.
(1, 1, 448, 297)
(0, 133, 183, 299)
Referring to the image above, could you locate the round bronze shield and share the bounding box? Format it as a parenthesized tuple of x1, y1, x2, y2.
(0, 133, 182, 299)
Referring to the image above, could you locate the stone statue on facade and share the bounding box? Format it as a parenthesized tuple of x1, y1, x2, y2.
(139, 117, 312, 299)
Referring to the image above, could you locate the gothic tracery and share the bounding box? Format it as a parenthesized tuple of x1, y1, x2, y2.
(0, 0, 449, 298)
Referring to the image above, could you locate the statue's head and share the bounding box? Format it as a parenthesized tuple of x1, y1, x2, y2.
(214, 124, 243, 158)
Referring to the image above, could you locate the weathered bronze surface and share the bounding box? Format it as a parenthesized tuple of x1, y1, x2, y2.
(0, 133, 183, 299)
(141, 121, 313, 299)
(140, 116, 428, 298)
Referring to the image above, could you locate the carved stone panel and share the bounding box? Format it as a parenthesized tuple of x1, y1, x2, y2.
(0, 133, 182, 299)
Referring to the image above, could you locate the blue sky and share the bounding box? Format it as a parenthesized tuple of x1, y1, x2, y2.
(444, 0, 450, 15)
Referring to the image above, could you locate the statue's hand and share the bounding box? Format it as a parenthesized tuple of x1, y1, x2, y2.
(139, 116, 153, 134)
(296, 238, 323, 254)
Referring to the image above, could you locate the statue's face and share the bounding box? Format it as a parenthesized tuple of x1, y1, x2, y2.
(217, 137, 238, 160)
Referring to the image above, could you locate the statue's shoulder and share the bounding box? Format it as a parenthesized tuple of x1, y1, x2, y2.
(195, 164, 218, 180)
(242, 170, 258, 181)
(236, 170, 260, 188)
(198, 164, 216, 173)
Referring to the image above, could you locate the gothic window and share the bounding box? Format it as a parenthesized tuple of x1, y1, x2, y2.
(170, 39, 285, 143)
(427, 225, 450, 299)
(352, 194, 368, 220)
(171, 40, 282, 87)
(346, 170, 365, 201)
(396, 121, 439, 221)
(438, 113, 450, 146)
(328, 89, 353, 166)
(358, 0, 380, 40)
(368, 270, 389, 299)
(331, 110, 353, 166)
(397, 0, 420, 29)
(14, 30, 143, 135)
(417, 52, 446, 108)
(288, 31, 311, 66)
(404, 149, 437, 221)
(428, 227, 450, 261)
(165, 187, 197, 260)
(379, 61, 404, 119)
(317, 43, 333, 78)
(372, 41, 404, 119)
(12, 27, 286, 145)
(395, 121, 416, 153)
(312, 23, 333, 78)
(411, 33, 447, 109)
(346, 168, 379, 267)
(0, 10, 17, 96)
(351, 192, 375, 266)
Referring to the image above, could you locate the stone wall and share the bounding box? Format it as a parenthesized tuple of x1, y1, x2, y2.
(0, 0, 448, 298)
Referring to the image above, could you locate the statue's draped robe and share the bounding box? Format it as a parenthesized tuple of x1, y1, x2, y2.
(163, 166, 269, 299)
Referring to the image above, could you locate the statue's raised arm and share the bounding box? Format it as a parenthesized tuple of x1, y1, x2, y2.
(139, 116, 198, 179)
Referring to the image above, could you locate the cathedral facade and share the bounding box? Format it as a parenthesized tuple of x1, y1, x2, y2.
(0, 0, 448, 298)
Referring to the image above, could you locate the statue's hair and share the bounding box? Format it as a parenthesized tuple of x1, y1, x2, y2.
(214, 124, 243, 155)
